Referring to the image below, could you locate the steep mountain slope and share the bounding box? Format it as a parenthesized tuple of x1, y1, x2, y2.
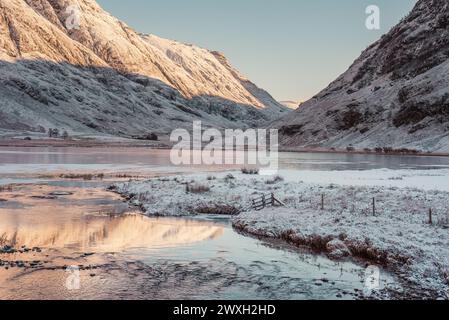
(0, 0, 287, 138)
(273, 0, 449, 152)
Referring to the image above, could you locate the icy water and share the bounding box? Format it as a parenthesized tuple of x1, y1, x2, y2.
(0, 183, 395, 300)
(0, 146, 432, 300)
(1, 147, 449, 179)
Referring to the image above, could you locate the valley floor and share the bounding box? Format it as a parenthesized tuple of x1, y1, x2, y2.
(113, 169, 449, 299)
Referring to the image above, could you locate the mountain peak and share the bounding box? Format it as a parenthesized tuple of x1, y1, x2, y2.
(273, 0, 449, 152)
(0, 0, 287, 138)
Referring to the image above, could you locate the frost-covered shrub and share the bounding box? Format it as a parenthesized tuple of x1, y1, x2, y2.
(186, 183, 210, 194)
(437, 215, 449, 228)
(241, 168, 259, 175)
(265, 175, 284, 185)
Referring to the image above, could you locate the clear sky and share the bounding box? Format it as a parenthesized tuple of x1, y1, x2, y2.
(96, 0, 416, 102)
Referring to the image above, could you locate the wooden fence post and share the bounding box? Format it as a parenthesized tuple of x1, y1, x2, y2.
(321, 194, 324, 210)
(372, 197, 376, 216)
(429, 208, 433, 225)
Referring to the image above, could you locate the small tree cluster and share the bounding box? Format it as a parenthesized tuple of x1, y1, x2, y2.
(48, 128, 69, 139)
(132, 133, 158, 141)
(48, 128, 59, 138)
(346, 146, 355, 152)
(373, 147, 420, 155)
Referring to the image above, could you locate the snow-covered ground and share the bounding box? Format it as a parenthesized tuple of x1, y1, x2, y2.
(279, 168, 449, 192)
(112, 169, 449, 299)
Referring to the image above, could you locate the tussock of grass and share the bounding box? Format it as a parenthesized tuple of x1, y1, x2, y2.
(265, 175, 284, 185)
(224, 174, 235, 183)
(60, 173, 104, 180)
(186, 183, 210, 194)
(0, 185, 13, 192)
(241, 168, 259, 175)
(194, 204, 239, 215)
(0, 233, 10, 247)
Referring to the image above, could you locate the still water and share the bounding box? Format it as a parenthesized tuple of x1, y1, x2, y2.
(0, 184, 395, 300)
(0, 147, 430, 299)
(1, 147, 449, 178)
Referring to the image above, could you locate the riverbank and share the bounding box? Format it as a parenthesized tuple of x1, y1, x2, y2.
(2, 138, 449, 157)
(279, 146, 449, 158)
(112, 170, 449, 299)
(0, 138, 171, 149)
(0, 180, 375, 300)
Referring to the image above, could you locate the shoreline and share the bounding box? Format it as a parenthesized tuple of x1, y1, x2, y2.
(231, 217, 440, 300)
(1, 138, 449, 158)
(279, 146, 449, 158)
(2, 169, 448, 299)
(0, 138, 172, 149)
(230, 223, 431, 300)
(111, 171, 449, 299)
(1, 180, 373, 300)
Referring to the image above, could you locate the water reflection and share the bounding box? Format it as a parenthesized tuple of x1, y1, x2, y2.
(0, 215, 223, 252)
(0, 185, 223, 252)
(0, 183, 399, 300)
(279, 152, 449, 171)
(1, 147, 449, 178)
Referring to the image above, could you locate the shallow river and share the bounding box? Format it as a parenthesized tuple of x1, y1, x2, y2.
(1, 147, 435, 299)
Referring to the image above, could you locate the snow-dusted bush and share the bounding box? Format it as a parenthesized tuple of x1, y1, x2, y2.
(241, 168, 259, 175)
(265, 175, 284, 185)
(186, 183, 210, 194)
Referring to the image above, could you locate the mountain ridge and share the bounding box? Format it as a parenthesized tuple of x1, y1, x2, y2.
(273, 0, 449, 152)
(0, 0, 287, 138)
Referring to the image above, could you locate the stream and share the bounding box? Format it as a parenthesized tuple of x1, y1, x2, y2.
(0, 147, 425, 300)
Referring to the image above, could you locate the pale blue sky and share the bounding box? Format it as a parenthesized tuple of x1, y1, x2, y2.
(97, 0, 416, 102)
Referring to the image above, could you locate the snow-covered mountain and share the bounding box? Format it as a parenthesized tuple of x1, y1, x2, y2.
(273, 0, 449, 152)
(0, 0, 287, 138)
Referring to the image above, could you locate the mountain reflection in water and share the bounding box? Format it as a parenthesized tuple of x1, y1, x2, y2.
(0, 215, 223, 252)
(0, 185, 223, 252)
